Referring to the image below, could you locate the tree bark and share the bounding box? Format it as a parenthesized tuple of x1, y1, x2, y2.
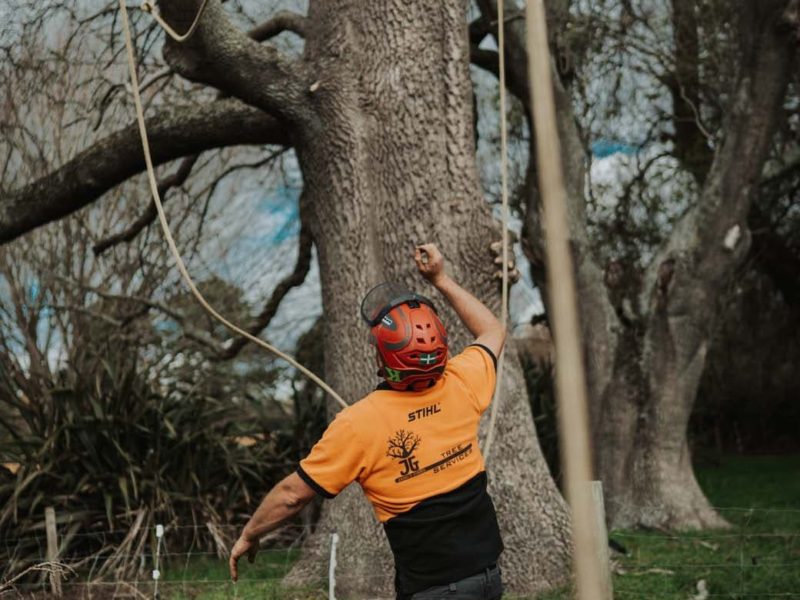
(598, 0, 797, 529)
(2, 8, 573, 591)
(482, 0, 797, 529)
(281, 1, 571, 597)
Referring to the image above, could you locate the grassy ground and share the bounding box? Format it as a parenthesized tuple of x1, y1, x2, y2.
(539, 454, 800, 600)
(161, 455, 799, 599)
(156, 549, 321, 599)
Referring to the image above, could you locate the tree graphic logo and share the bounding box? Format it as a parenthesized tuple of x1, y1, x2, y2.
(387, 429, 421, 476)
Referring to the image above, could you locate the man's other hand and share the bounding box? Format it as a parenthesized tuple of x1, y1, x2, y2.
(415, 244, 447, 286)
(229, 535, 258, 582)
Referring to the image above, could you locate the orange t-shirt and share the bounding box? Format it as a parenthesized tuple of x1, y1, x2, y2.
(298, 344, 496, 522)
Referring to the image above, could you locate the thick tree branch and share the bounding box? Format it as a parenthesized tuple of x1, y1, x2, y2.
(469, 46, 531, 107)
(469, 18, 491, 45)
(91, 8, 307, 257)
(92, 154, 200, 255)
(215, 219, 314, 360)
(473, 0, 562, 109)
(157, 0, 311, 123)
(0, 99, 289, 245)
(248, 10, 306, 41)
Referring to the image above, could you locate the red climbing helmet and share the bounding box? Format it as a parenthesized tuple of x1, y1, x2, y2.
(361, 282, 449, 391)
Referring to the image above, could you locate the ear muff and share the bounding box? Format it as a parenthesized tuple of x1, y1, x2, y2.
(365, 287, 448, 391)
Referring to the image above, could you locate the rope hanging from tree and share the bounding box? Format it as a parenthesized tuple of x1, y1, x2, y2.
(140, 0, 212, 42)
(481, 0, 511, 463)
(117, 0, 349, 410)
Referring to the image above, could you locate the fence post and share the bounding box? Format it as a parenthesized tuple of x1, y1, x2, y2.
(153, 523, 164, 599)
(328, 532, 339, 600)
(589, 481, 613, 600)
(44, 506, 62, 597)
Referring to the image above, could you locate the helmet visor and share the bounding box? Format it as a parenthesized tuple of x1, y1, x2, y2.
(360, 282, 436, 327)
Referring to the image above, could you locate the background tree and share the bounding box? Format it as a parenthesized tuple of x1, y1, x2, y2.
(471, 0, 798, 528)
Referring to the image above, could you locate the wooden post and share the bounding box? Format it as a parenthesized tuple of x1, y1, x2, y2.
(589, 481, 613, 600)
(523, 0, 606, 598)
(44, 506, 62, 597)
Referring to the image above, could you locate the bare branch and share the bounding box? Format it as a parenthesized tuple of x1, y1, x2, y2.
(0, 99, 289, 245)
(92, 154, 200, 255)
(215, 217, 314, 360)
(56, 276, 224, 353)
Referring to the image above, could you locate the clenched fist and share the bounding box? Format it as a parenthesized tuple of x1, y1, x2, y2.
(415, 244, 447, 286)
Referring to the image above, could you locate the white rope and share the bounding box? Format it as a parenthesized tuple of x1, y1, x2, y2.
(482, 0, 511, 462)
(117, 0, 348, 410)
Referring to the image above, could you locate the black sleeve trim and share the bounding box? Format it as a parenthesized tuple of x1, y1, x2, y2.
(296, 466, 336, 499)
(469, 343, 498, 371)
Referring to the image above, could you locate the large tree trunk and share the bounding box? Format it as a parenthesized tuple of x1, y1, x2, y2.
(507, 0, 798, 529)
(283, 1, 571, 597)
(596, 0, 795, 529)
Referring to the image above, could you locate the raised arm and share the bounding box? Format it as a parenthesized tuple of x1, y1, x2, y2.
(415, 244, 506, 358)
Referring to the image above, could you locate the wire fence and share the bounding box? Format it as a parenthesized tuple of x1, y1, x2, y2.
(1, 503, 799, 599)
(603, 500, 800, 600)
(1, 522, 323, 599)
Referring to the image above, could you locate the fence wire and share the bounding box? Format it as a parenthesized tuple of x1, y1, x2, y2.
(1, 503, 798, 599)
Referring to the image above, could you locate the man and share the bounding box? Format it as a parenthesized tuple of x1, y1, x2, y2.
(230, 243, 506, 600)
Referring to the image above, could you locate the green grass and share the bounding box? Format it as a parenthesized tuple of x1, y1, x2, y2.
(540, 454, 800, 600)
(162, 455, 800, 599)
(157, 549, 323, 599)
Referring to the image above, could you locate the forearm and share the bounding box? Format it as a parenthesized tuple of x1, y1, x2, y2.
(433, 274, 503, 340)
(241, 479, 310, 542)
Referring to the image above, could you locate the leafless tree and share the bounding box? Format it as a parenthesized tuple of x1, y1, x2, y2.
(386, 430, 422, 460)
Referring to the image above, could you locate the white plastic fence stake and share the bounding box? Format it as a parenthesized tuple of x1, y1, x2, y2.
(589, 481, 613, 600)
(153, 524, 164, 599)
(328, 532, 339, 600)
(45, 506, 62, 597)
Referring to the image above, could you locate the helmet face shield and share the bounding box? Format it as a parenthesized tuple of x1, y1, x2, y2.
(360, 282, 437, 327)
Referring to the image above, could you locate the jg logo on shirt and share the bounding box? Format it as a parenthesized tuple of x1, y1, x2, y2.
(387, 430, 473, 483)
(386, 430, 422, 476)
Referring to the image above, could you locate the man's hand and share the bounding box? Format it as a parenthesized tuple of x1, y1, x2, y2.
(229, 534, 258, 582)
(415, 244, 447, 286)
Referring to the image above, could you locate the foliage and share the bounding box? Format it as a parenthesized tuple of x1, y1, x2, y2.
(693, 270, 800, 454)
(0, 322, 289, 580)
